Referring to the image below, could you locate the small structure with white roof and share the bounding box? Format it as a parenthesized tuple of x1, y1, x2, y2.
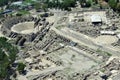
(91, 14, 102, 24)
(100, 31, 115, 35)
(11, 1, 23, 6)
(83, 11, 107, 24)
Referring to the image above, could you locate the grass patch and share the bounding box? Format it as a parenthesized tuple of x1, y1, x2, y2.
(96, 49, 112, 57)
(56, 25, 65, 30)
(18, 10, 30, 14)
(101, 69, 105, 73)
(16, 10, 30, 16)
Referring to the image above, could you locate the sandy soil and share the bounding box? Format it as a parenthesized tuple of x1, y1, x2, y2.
(25, 58, 32, 63)
(46, 16, 55, 23)
(11, 22, 35, 34)
(55, 47, 98, 73)
(95, 35, 118, 45)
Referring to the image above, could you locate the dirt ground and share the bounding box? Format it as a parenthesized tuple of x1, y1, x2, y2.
(95, 35, 118, 45)
(11, 22, 35, 34)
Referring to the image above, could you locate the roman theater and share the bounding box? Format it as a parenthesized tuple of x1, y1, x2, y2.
(0, 10, 120, 80)
(11, 21, 35, 34)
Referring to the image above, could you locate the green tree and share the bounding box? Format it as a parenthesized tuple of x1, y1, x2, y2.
(44, 0, 76, 10)
(17, 63, 26, 74)
(34, 2, 41, 11)
(108, 0, 117, 10)
(86, 0, 92, 7)
(62, 0, 76, 10)
(41, 4, 48, 11)
(0, 37, 18, 79)
(116, 3, 120, 12)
